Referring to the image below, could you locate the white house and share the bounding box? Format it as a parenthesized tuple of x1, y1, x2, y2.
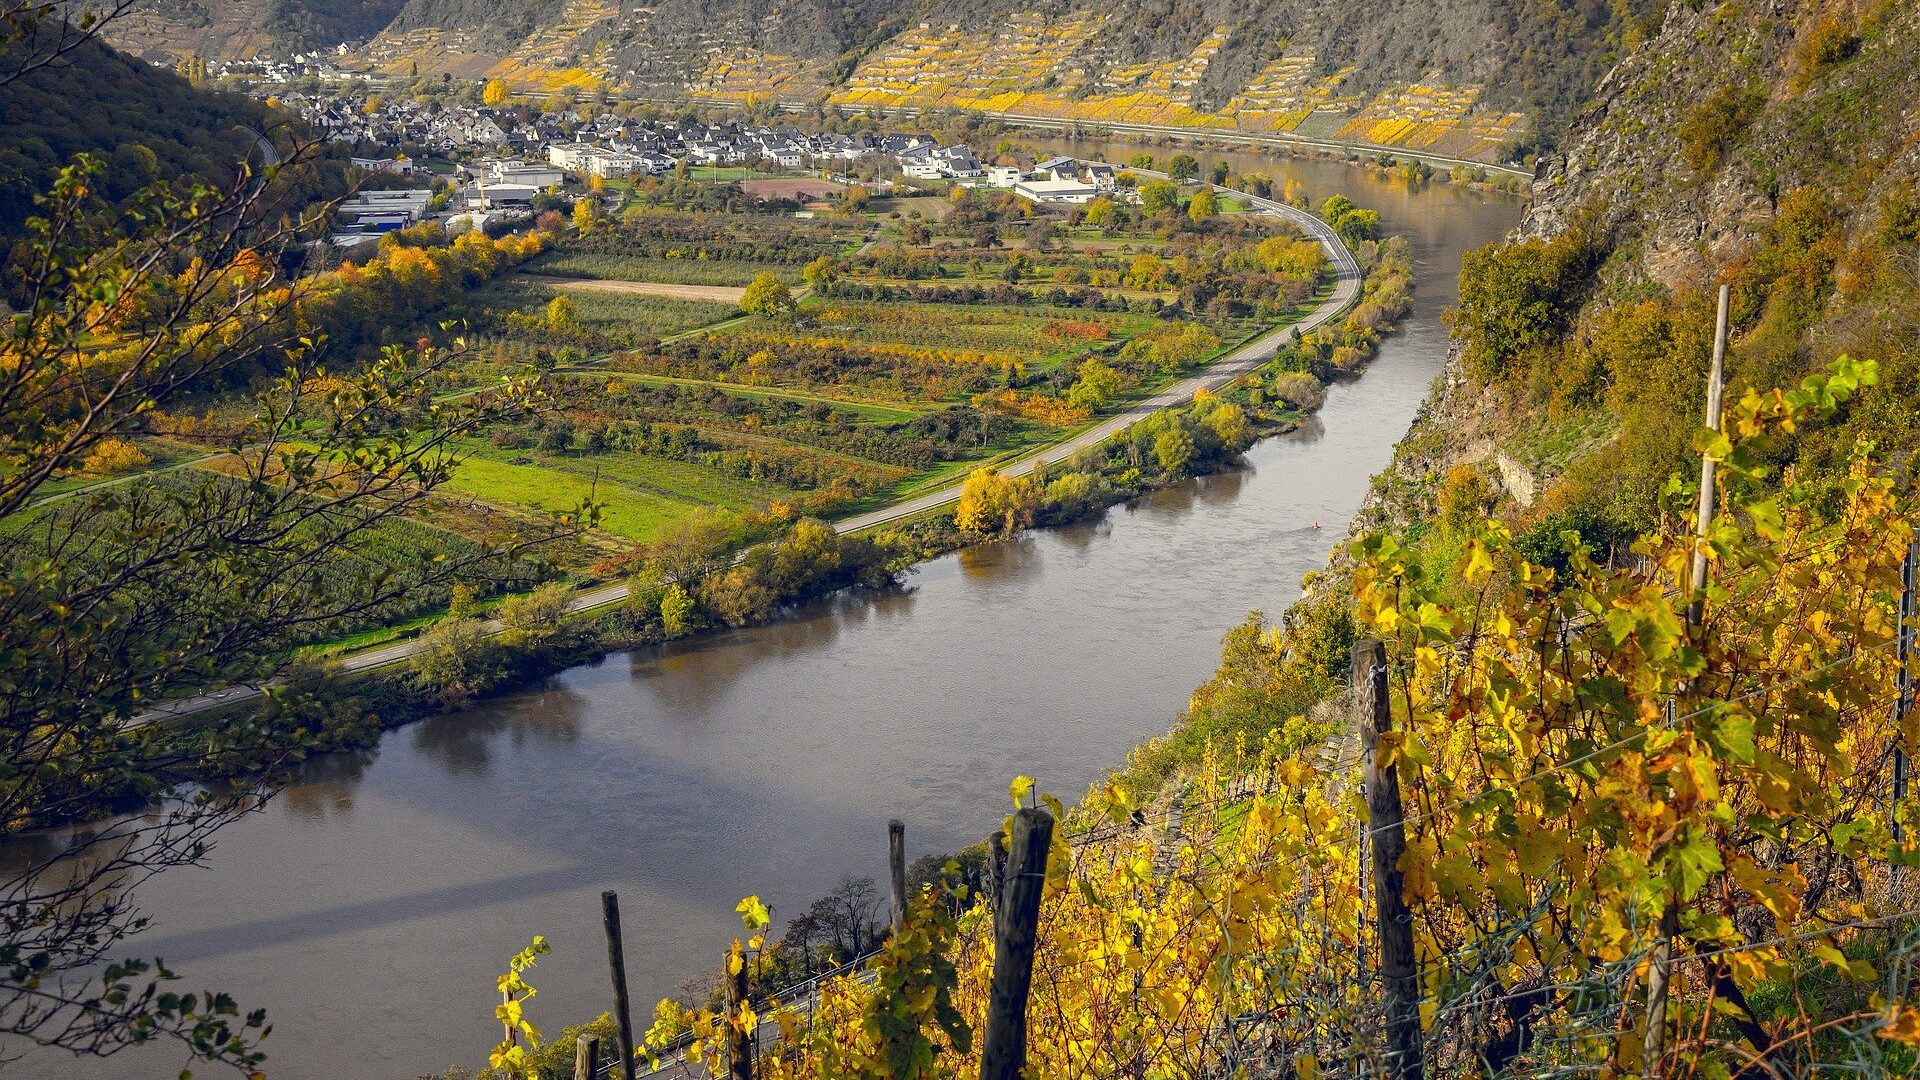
(548, 143, 595, 170)
(1013, 177, 1098, 204)
(583, 147, 644, 178)
(1035, 155, 1077, 180)
(901, 160, 946, 180)
(986, 165, 1023, 188)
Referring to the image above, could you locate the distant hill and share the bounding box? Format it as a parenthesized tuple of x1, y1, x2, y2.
(104, 0, 1659, 162)
(96, 0, 406, 60)
(0, 32, 297, 235)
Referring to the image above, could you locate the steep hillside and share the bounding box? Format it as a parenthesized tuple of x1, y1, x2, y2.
(1363, 0, 1920, 563)
(100, 0, 405, 59)
(0, 32, 317, 235)
(108, 0, 1657, 162)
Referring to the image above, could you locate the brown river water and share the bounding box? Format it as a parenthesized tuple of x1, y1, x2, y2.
(6, 144, 1521, 1079)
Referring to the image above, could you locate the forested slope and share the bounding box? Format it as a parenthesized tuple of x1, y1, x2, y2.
(0, 33, 293, 235)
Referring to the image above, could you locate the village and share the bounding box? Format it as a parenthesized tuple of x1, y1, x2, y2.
(292, 82, 1129, 248)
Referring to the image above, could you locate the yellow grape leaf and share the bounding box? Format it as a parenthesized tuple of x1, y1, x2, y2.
(1883, 1006, 1920, 1045)
(1010, 775, 1035, 807)
(1511, 822, 1558, 878)
(1463, 539, 1494, 583)
(726, 951, 744, 976)
(1812, 944, 1853, 974)
(736, 895, 770, 931)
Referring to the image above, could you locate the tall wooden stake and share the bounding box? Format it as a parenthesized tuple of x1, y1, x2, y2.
(575, 1035, 601, 1080)
(726, 940, 753, 1080)
(1894, 540, 1919, 842)
(1355, 639, 1422, 1080)
(888, 818, 909, 934)
(987, 828, 1008, 929)
(980, 807, 1054, 1080)
(602, 890, 639, 1080)
(1647, 283, 1732, 1078)
(1687, 283, 1732, 627)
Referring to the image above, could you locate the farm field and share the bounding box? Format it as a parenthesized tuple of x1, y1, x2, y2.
(426, 177, 1334, 555)
(521, 275, 749, 305)
(43, 171, 1349, 659)
(443, 454, 695, 541)
(522, 251, 803, 287)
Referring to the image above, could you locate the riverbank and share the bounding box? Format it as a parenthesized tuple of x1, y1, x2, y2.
(119, 176, 1369, 731)
(55, 232, 1408, 832)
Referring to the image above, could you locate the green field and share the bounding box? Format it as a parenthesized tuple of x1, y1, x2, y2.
(605, 372, 923, 421)
(526, 251, 803, 286)
(445, 456, 695, 540)
(466, 444, 792, 510)
(482, 278, 740, 339)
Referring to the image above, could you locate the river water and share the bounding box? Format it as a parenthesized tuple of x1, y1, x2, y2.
(9, 146, 1519, 1080)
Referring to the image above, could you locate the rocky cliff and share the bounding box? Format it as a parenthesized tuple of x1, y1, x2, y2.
(1349, 0, 1920, 566)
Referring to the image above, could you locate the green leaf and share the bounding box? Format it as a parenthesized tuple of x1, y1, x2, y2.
(735, 896, 770, 931)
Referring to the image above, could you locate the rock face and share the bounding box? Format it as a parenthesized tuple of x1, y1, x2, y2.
(1355, 0, 1920, 550)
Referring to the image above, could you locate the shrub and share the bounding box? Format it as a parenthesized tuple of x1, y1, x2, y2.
(1447, 233, 1594, 386)
(497, 582, 572, 649)
(1678, 84, 1764, 176)
(412, 617, 501, 701)
(80, 437, 150, 476)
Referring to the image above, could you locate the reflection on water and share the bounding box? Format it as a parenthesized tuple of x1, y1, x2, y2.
(2, 147, 1523, 1080)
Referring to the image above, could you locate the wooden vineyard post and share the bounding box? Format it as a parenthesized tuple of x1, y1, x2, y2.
(575, 1034, 600, 1080)
(980, 806, 1054, 1080)
(1649, 282, 1733, 1077)
(1356, 639, 1423, 1080)
(727, 940, 753, 1080)
(987, 828, 1008, 927)
(889, 818, 909, 934)
(1893, 539, 1918, 842)
(602, 890, 639, 1080)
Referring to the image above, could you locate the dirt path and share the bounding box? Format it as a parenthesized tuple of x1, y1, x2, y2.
(521, 275, 748, 304)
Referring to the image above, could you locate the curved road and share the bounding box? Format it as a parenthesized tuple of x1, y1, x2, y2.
(131, 187, 1362, 726)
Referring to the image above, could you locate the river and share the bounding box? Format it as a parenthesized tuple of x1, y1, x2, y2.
(7, 145, 1520, 1080)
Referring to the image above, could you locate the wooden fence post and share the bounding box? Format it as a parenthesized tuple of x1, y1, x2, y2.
(602, 890, 639, 1080)
(1356, 639, 1422, 1080)
(1893, 539, 1918, 842)
(980, 806, 1054, 1080)
(889, 818, 909, 934)
(575, 1034, 600, 1080)
(726, 940, 753, 1080)
(987, 828, 1008, 927)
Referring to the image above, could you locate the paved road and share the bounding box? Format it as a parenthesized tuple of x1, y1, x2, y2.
(130, 188, 1361, 726)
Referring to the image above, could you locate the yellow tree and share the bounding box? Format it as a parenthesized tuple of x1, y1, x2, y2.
(953, 468, 1037, 536)
(483, 78, 511, 107)
(741, 271, 794, 317)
